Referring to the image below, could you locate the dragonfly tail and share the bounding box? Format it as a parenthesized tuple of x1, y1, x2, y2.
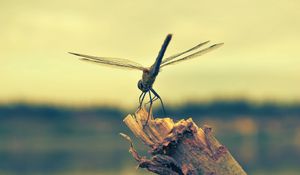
(150, 34, 172, 77)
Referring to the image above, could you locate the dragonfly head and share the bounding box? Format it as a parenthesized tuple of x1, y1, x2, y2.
(137, 80, 147, 92)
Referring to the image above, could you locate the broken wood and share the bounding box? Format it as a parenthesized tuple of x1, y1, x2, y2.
(121, 107, 247, 175)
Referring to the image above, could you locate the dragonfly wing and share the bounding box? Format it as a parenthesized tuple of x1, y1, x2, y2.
(69, 52, 146, 71)
(160, 43, 223, 68)
(161, 40, 210, 65)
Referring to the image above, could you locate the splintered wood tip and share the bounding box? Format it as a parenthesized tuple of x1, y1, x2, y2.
(123, 107, 208, 148)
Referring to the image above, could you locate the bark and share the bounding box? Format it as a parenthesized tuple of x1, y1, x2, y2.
(121, 107, 247, 175)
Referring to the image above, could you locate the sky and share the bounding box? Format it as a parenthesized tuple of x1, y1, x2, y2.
(1, 0, 299, 108)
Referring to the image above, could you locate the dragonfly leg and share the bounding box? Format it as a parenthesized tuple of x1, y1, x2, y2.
(144, 91, 153, 127)
(150, 88, 166, 116)
(138, 92, 146, 110)
(145, 95, 158, 104)
(138, 91, 144, 103)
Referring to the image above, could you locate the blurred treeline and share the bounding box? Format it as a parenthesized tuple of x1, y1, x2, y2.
(0, 100, 300, 175)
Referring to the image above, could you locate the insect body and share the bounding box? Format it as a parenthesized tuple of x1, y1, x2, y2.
(69, 34, 223, 116)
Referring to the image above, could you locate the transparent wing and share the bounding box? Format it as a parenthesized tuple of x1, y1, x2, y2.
(160, 43, 224, 68)
(69, 52, 146, 71)
(161, 40, 210, 65)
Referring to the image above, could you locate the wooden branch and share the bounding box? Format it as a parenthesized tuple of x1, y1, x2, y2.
(121, 107, 247, 175)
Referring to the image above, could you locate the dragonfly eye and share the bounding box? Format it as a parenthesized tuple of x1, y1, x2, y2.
(137, 80, 143, 90)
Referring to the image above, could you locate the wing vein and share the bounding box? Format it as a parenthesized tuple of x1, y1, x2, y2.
(69, 52, 146, 71)
(160, 43, 223, 68)
(161, 40, 210, 65)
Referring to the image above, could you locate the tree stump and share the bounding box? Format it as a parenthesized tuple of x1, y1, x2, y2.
(121, 107, 247, 175)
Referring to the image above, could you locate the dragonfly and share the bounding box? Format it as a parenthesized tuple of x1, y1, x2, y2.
(69, 34, 223, 117)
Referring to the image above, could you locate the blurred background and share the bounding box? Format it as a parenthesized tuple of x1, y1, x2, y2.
(0, 0, 299, 174)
